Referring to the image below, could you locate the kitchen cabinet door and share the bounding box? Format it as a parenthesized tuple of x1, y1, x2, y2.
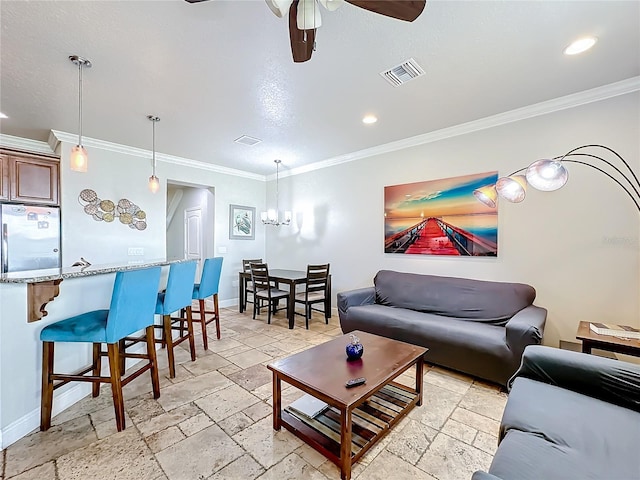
(0, 155, 8, 201)
(9, 154, 60, 205)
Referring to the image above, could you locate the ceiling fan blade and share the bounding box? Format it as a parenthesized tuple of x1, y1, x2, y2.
(345, 0, 426, 22)
(184, 0, 210, 3)
(289, 0, 315, 63)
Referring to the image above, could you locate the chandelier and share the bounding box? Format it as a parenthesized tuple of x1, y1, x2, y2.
(261, 159, 292, 226)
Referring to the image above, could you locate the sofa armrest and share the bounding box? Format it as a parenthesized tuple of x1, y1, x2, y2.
(472, 472, 503, 480)
(505, 305, 546, 355)
(510, 344, 640, 412)
(337, 287, 375, 316)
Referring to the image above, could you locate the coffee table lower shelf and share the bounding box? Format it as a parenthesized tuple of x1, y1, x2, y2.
(282, 383, 418, 467)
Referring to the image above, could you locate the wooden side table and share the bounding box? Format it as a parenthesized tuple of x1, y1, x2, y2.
(576, 321, 640, 356)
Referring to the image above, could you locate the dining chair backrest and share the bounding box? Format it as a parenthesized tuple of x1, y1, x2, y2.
(250, 263, 271, 293)
(197, 257, 223, 299)
(106, 266, 162, 343)
(160, 260, 198, 315)
(242, 258, 263, 273)
(306, 264, 330, 295)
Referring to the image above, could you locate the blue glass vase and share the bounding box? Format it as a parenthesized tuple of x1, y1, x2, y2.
(346, 334, 364, 361)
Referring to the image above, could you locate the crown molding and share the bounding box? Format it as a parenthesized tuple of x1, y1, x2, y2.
(0, 134, 56, 156)
(49, 130, 265, 181)
(281, 76, 640, 178)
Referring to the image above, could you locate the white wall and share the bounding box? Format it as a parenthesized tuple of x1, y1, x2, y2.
(266, 93, 640, 349)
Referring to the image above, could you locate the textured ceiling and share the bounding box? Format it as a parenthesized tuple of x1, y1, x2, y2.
(1, 1, 638, 176)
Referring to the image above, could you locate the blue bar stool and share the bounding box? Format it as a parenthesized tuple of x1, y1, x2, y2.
(155, 260, 198, 378)
(40, 266, 162, 432)
(191, 257, 223, 350)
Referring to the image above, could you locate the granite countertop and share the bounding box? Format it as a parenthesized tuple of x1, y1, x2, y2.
(0, 258, 187, 284)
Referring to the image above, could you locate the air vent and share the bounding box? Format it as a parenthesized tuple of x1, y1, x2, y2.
(234, 135, 262, 146)
(380, 58, 425, 87)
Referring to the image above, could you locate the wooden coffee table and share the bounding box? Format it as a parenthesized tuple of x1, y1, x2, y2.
(267, 331, 427, 480)
(576, 320, 640, 356)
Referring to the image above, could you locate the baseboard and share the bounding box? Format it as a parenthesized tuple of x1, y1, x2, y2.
(0, 343, 149, 449)
(220, 298, 238, 309)
(1, 382, 91, 449)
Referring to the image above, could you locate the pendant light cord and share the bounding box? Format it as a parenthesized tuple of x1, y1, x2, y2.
(152, 119, 156, 176)
(77, 61, 83, 146)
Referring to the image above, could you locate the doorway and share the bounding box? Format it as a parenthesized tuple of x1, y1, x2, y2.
(166, 183, 215, 271)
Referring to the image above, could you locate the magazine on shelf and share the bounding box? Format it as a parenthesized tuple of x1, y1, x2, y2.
(589, 322, 640, 340)
(288, 394, 329, 419)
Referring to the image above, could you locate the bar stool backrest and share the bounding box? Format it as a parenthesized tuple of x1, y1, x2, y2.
(197, 257, 223, 299)
(160, 260, 198, 315)
(106, 266, 162, 343)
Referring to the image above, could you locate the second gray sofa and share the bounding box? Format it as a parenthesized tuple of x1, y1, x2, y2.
(338, 270, 547, 385)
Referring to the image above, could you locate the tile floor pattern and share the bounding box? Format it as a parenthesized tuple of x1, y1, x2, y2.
(1, 307, 508, 480)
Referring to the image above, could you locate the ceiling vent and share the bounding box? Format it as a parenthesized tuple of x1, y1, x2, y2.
(380, 58, 425, 87)
(234, 135, 262, 146)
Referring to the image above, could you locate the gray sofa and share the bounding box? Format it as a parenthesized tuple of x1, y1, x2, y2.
(337, 270, 546, 385)
(473, 345, 640, 480)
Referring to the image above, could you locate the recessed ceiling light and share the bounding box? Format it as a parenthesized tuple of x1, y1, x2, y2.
(564, 36, 598, 55)
(0, 112, 7, 119)
(362, 115, 378, 125)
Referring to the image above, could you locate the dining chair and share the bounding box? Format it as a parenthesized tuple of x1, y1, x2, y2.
(191, 257, 223, 350)
(242, 258, 262, 312)
(250, 262, 289, 324)
(40, 266, 162, 432)
(294, 263, 330, 329)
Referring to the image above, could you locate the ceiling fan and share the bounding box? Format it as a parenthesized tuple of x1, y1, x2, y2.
(185, 0, 426, 63)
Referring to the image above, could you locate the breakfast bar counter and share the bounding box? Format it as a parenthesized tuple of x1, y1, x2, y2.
(0, 259, 183, 322)
(0, 259, 181, 447)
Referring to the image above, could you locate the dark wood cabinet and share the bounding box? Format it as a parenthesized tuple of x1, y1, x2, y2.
(0, 155, 8, 201)
(0, 150, 60, 205)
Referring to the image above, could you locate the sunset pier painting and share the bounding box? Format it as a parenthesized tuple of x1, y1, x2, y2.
(384, 171, 498, 256)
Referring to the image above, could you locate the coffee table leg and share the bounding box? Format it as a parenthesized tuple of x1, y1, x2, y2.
(415, 358, 424, 407)
(582, 341, 593, 354)
(340, 407, 352, 480)
(272, 373, 282, 430)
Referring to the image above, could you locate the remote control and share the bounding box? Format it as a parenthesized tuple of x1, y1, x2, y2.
(345, 377, 366, 388)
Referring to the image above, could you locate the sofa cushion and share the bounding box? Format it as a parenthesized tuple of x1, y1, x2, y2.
(373, 270, 535, 325)
(490, 377, 640, 479)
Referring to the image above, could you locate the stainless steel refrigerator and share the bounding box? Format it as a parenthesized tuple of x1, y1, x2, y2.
(1, 203, 61, 273)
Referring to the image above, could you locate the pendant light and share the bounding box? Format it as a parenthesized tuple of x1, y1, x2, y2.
(148, 115, 160, 193)
(261, 159, 292, 225)
(69, 55, 92, 172)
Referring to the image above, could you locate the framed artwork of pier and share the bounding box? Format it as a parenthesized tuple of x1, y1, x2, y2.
(384, 171, 498, 256)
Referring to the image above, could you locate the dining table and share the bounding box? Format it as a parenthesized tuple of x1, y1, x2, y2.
(238, 269, 331, 329)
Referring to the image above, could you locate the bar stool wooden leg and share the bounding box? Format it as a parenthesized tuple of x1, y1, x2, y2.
(118, 338, 126, 375)
(40, 341, 54, 431)
(198, 299, 208, 350)
(213, 294, 221, 340)
(107, 343, 125, 431)
(186, 306, 196, 361)
(164, 314, 176, 379)
(92, 342, 102, 398)
(146, 325, 160, 399)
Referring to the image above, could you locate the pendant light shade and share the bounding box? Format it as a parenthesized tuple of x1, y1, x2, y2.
(69, 55, 91, 172)
(148, 115, 161, 194)
(525, 159, 569, 191)
(496, 174, 527, 203)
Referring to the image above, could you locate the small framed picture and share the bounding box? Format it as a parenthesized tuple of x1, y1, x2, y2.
(229, 204, 256, 240)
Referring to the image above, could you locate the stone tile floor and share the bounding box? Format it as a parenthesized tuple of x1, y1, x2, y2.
(1, 307, 507, 480)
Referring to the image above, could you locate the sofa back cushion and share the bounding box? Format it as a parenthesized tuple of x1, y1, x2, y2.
(374, 270, 535, 325)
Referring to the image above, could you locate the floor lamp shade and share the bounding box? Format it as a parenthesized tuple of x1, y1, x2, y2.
(526, 159, 569, 191)
(473, 185, 498, 208)
(496, 175, 527, 203)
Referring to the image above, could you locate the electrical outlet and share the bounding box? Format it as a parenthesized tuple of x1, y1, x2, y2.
(127, 247, 144, 256)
